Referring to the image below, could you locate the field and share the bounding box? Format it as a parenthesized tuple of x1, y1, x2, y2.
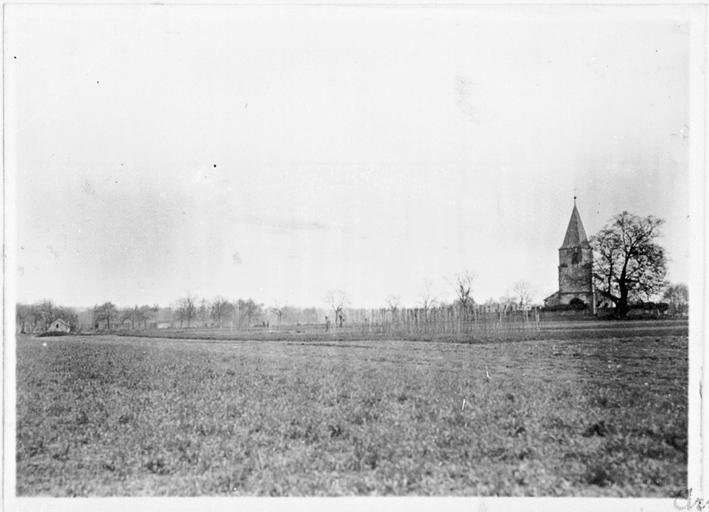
(16, 322, 688, 496)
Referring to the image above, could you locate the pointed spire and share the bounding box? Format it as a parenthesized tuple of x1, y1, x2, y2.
(561, 199, 589, 248)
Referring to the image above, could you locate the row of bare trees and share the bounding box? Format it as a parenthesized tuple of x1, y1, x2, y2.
(89, 296, 272, 330)
(173, 295, 265, 328)
(358, 273, 534, 320)
(89, 302, 160, 330)
(91, 302, 159, 330)
(17, 297, 274, 333)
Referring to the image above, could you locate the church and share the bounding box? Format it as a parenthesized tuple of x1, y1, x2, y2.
(543, 199, 596, 312)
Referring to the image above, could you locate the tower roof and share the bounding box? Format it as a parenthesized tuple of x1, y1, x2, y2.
(561, 202, 589, 248)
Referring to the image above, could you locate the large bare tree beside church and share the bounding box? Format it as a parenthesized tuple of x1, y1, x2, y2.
(590, 211, 667, 318)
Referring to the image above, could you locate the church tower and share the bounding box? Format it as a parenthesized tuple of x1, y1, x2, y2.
(544, 198, 595, 309)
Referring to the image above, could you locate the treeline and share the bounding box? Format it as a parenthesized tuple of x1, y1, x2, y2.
(15, 297, 327, 333)
(16, 300, 79, 333)
(89, 297, 295, 330)
(16, 280, 688, 335)
(167, 296, 324, 329)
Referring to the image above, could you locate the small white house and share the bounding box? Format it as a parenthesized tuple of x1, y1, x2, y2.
(47, 318, 71, 334)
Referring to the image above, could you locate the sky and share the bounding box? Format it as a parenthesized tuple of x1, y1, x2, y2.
(7, 4, 693, 309)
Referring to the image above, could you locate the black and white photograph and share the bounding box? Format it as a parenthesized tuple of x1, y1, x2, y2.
(2, 1, 706, 507)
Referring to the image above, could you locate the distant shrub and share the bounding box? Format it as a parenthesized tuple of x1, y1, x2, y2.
(36, 331, 71, 338)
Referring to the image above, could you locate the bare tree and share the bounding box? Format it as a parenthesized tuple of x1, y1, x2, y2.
(210, 297, 234, 328)
(175, 294, 197, 328)
(453, 270, 475, 308)
(139, 305, 159, 329)
(16, 303, 39, 333)
(383, 295, 400, 325)
(512, 280, 534, 307)
(385, 295, 400, 313)
(271, 306, 284, 325)
(197, 298, 210, 327)
(36, 299, 57, 331)
(129, 305, 158, 329)
(120, 306, 139, 330)
(325, 290, 349, 328)
(419, 279, 438, 312)
(16, 304, 30, 334)
(237, 298, 262, 327)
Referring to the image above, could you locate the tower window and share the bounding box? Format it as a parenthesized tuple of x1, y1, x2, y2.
(572, 249, 581, 264)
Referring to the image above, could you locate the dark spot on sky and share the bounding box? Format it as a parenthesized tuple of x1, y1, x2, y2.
(13, 56, 17, 59)
(97, 81, 100, 84)
(213, 164, 217, 168)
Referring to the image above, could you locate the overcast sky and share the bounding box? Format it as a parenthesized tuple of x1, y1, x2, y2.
(7, 4, 692, 309)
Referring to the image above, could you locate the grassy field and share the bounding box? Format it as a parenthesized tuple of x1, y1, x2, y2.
(16, 325, 688, 496)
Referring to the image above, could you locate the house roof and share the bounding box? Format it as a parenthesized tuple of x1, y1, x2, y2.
(52, 318, 69, 326)
(561, 202, 589, 249)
